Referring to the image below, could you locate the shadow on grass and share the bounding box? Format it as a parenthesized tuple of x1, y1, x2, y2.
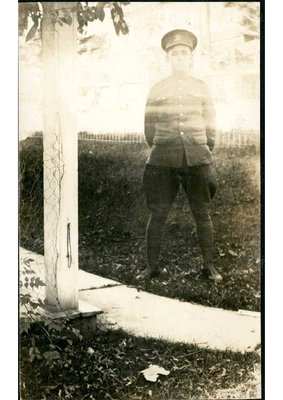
(21, 325, 260, 400)
(19, 137, 261, 311)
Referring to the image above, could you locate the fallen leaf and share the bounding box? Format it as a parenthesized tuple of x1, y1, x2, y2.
(141, 364, 170, 382)
(87, 347, 95, 355)
(43, 350, 60, 361)
(228, 250, 238, 257)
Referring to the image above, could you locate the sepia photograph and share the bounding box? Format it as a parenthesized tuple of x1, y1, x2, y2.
(19, 1, 262, 399)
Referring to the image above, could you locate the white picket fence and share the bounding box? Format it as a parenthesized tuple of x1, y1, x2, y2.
(32, 130, 260, 148)
(77, 130, 260, 149)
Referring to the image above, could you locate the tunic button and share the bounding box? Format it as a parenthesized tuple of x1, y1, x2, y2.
(180, 122, 184, 126)
(179, 104, 183, 107)
(180, 113, 184, 116)
(180, 131, 184, 135)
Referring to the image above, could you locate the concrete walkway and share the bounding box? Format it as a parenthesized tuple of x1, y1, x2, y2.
(20, 248, 261, 353)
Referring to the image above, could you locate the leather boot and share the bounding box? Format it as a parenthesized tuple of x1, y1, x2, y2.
(202, 265, 223, 282)
(137, 242, 161, 281)
(137, 212, 166, 281)
(201, 246, 223, 282)
(136, 267, 160, 281)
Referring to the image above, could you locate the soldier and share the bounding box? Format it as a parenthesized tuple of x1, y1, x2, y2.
(139, 29, 223, 282)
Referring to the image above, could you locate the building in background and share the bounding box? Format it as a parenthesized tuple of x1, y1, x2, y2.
(19, 2, 260, 139)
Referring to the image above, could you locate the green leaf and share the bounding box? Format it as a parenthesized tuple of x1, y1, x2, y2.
(34, 277, 45, 288)
(20, 293, 32, 304)
(24, 258, 34, 264)
(43, 350, 60, 361)
(86, 8, 96, 22)
(81, 10, 88, 22)
(29, 301, 40, 309)
(114, 3, 124, 19)
(25, 23, 38, 42)
(95, 3, 106, 21)
(29, 347, 34, 356)
(20, 321, 31, 334)
(45, 318, 66, 332)
(71, 327, 80, 336)
(114, 15, 120, 24)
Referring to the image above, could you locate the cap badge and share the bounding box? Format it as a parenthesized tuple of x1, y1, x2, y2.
(174, 34, 182, 41)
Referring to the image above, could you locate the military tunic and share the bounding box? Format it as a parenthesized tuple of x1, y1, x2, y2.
(139, 28, 222, 281)
(143, 73, 217, 272)
(144, 74, 216, 167)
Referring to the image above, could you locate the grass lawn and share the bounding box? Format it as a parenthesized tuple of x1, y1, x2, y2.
(20, 137, 261, 311)
(20, 137, 261, 399)
(20, 325, 261, 400)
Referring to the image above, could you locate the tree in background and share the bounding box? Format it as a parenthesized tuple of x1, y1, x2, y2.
(225, 1, 260, 41)
(19, 2, 130, 40)
(210, 2, 260, 71)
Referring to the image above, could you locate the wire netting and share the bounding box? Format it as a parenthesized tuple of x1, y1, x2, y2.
(19, 129, 259, 254)
(19, 128, 260, 318)
(20, 126, 73, 313)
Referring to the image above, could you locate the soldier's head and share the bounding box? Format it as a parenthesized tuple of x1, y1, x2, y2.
(161, 29, 197, 75)
(166, 44, 193, 74)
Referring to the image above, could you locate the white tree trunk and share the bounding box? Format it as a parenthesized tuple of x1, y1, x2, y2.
(42, 2, 78, 311)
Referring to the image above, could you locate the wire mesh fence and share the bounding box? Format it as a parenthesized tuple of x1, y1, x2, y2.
(20, 128, 260, 253)
(42, 118, 69, 310)
(20, 124, 74, 316)
(20, 137, 45, 324)
(19, 128, 260, 318)
(19, 137, 44, 255)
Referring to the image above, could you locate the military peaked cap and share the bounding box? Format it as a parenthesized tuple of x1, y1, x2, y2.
(161, 29, 198, 52)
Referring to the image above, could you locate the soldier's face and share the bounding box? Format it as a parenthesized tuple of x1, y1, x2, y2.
(166, 44, 192, 74)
